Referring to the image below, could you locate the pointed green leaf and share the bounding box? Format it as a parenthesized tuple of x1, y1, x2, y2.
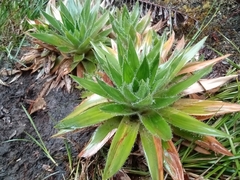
(121, 84, 139, 102)
(122, 59, 135, 84)
(64, 94, 109, 120)
(127, 39, 139, 71)
(160, 107, 231, 138)
(71, 75, 110, 98)
(100, 103, 136, 115)
(152, 96, 180, 109)
(140, 127, 164, 180)
(59, 1, 74, 24)
(91, 11, 109, 37)
(103, 116, 140, 179)
(97, 78, 126, 104)
(165, 66, 212, 96)
(41, 11, 64, 33)
(55, 103, 115, 130)
(30, 33, 70, 47)
(135, 57, 150, 82)
(136, 13, 151, 33)
(139, 111, 172, 141)
(132, 94, 153, 108)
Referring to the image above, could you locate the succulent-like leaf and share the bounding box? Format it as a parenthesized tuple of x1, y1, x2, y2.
(71, 75, 110, 98)
(140, 126, 164, 180)
(152, 96, 180, 109)
(55, 103, 115, 130)
(96, 78, 126, 104)
(122, 59, 135, 84)
(79, 117, 121, 158)
(139, 110, 172, 141)
(41, 11, 64, 33)
(127, 39, 140, 72)
(103, 116, 140, 179)
(135, 57, 150, 82)
(64, 94, 109, 120)
(174, 99, 240, 116)
(30, 33, 70, 47)
(169, 37, 207, 81)
(121, 83, 139, 102)
(161, 107, 231, 138)
(100, 103, 136, 115)
(165, 66, 212, 96)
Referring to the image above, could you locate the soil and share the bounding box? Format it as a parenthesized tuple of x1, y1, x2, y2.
(0, 71, 93, 180)
(0, 1, 240, 180)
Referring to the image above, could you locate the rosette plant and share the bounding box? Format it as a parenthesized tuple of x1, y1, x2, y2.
(53, 4, 240, 180)
(28, 0, 111, 74)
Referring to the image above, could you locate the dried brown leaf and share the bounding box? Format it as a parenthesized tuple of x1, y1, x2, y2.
(161, 32, 175, 63)
(20, 49, 41, 64)
(196, 136, 233, 156)
(30, 96, 46, 114)
(0, 78, 9, 86)
(164, 140, 184, 180)
(183, 75, 238, 95)
(179, 54, 231, 75)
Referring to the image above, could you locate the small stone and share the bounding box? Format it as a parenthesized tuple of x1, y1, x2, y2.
(2, 108, 9, 114)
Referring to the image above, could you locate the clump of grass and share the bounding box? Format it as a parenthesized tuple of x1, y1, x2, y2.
(0, 0, 47, 62)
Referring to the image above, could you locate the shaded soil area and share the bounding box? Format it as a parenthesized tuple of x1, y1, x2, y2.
(0, 72, 93, 180)
(0, 1, 240, 180)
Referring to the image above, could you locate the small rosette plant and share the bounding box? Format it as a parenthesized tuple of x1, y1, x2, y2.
(53, 3, 240, 180)
(28, 0, 111, 74)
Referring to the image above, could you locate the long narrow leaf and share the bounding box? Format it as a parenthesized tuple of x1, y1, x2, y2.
(165, 66, 212, 96)
(79, 117, 121, 158)
(140, 126, 164, 180)
(174, 99, 240, 116)
(71, 75, 110, 98)
(160, 107, 231, 138)
(55, 103, 115, 130)
(103, 116, 140, 179)
(162, 141, 184, 180)
(183, 75, 238, 95)
(100, 103, 136, 115)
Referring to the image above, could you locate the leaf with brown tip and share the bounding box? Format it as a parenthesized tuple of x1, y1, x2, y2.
(196, 136, 233, 156)
(161, 32, 175, 63)
(174, 99, 240, 116)
(163, 140, 184, 180)
(178, 54, 231, 75)
(183, 75, 238, 95)
(140, 126, 164, 180)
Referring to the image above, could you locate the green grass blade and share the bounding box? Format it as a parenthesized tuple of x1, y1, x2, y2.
(103, 116, 140, 179)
